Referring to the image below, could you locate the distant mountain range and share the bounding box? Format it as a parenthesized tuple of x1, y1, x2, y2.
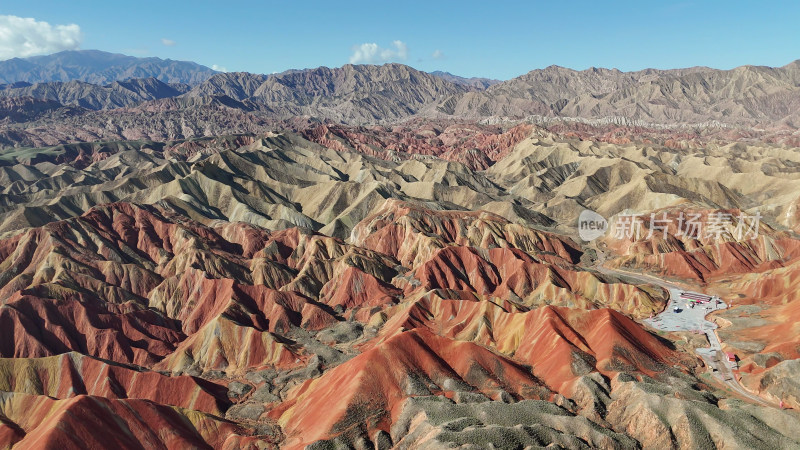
(430, 62, 800, 127)
(0, 50, 217, 85)
(2, 50, 800, 148)
(429, 71, 501, 89)
(0, 77, 189, 109)
(0, 63, 475, 118)
(183, 64, 473, 122)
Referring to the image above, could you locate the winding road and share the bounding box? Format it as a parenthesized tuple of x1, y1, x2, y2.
(595, 264, 775, 407)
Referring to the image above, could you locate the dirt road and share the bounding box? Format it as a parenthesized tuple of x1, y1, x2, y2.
(596, 264, 775, 407)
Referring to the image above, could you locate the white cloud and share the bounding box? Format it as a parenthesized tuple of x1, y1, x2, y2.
(432, 49, 445, 60)
(161, 38, 176, 46)
(211, 64, 228, 72)
(0, 15, 82, 59)
(349, 40, 408, 64)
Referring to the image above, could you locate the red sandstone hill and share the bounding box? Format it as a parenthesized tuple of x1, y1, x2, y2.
(0, 126, 798, 448)
(0, 198, 703, 448)
(0, 392, 248, 449)
(265, 300, 692, 447)
(374, 294, 689, 393)
(604, 207, 800, 282)
(351, 198, 573, 268)
(300, 122, 535, 170)
(600, 205, 800, 415)
(272, 328, 553, 448)
(0, 352, 229, 415)
(0, 202, 405, 373)
(403, 245, 665, 316)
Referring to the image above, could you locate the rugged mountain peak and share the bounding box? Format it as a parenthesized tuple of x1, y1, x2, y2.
(0, 50, 217, 85)
(0, 77, 189, 109)
(429, 70, 501, 89)
(184, 71, 269, 100)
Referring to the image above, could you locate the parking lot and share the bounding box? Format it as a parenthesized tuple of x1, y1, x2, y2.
(643, 288, 726, 333)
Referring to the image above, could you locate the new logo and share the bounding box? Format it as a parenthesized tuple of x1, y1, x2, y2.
(578, 209, 608, 242)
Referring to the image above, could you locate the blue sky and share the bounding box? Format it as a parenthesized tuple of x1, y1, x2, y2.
(1, 1, 799, 79)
